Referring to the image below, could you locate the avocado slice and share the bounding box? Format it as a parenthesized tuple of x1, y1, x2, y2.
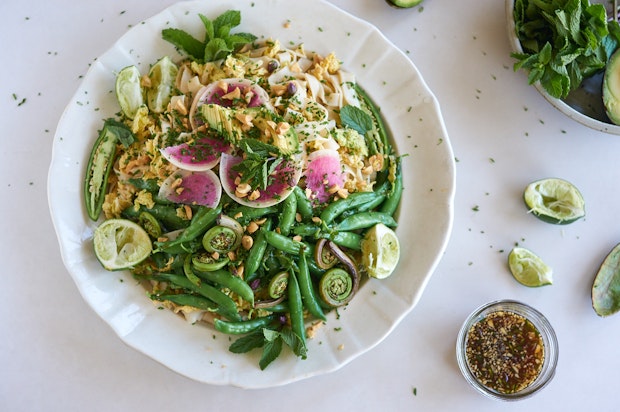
(603, 48, 620, 125)
(199, 104, 300, 155)
(386, 0, 423, 8)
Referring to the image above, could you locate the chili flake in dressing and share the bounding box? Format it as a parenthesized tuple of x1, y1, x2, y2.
(465, 311, 544, 394)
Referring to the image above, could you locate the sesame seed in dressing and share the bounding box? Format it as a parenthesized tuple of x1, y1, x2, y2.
(465, 311, 544, 394)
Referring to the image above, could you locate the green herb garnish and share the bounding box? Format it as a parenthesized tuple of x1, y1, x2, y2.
(512, 0, 620, 99)
(339, 104, 374, 135)
(232, 139, 284, 191)
(229, 327, 307, 370)
(162, 10, 257, 63)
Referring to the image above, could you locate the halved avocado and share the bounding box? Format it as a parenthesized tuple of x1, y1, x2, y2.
(603, 48, 620, 125)
(386, 0, 423, 8)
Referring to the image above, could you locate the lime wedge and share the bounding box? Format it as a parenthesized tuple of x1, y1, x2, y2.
(360, 223, 400, 279)
(508, 247, 553, 287)
(592, 243, 620, 317)
(93, 219, 152, 271)
(523, 178, 585, 224)
(115, 65, 144, 119)
(146, 56, 178, 113)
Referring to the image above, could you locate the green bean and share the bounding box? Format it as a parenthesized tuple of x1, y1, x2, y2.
(195, 268, 254, 306)
(278, 193, 297, 236)
(380, 157, 403, 216)
(245, 219, 273, 281)
(154, 273, 241, 321)
(287, 269, 306, 345)
(293, 186, 313, 221)
(214, 315, 277, 335)
(298, 250, 326, 321)
(334, 211, 397, 232)
(151, 293, 217, 311)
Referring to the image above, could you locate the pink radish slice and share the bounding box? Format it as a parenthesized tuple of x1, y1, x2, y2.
(160, 135, 231, 171)
(189, 79, 273, 130)
(158, 169, 222, 207)
(219, 152, 302, 208)
(304, 149, 345, 204)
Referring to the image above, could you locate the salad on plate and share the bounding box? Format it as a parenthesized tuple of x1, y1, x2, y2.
(84, 9, 403, 369)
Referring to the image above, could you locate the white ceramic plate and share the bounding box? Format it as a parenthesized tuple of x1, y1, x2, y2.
(48, 0, 455, 388)
(506, 0, 620, 135)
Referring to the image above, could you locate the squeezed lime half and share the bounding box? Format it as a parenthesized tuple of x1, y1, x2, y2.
(523, 178, 585, 224)
(146, 56, 178, 113)
(93, 219, 152, 271)
(361, 223, 400, 279)
(508, 247, 553, 287)
(115, 65, 144, 119)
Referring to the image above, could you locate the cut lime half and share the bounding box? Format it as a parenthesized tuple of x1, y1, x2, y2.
(523, 178, 585, 224)
(115, 65, 144, 119)
(146, 56, 178, 113)
(508, 247, 553, 287)
(360, 223, 400, 279)
(93, 219, 152, 271)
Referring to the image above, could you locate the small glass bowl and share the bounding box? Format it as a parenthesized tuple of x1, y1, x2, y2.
(456, 300, 559, 401)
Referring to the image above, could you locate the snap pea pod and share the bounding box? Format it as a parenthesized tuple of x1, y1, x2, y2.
(154, 272, 241, 321)
(293, 186, 313, 221)
(292, 224, 321, 237)
(355, 84, 391, 157)
(245, 219, 273, 281)
(287, 269, 306, 346)
(334, 211, 397, 232)
(329, 231, 362, 250)
(319, 191, 380, 226)
(227, 205, 278, 225)
(151, 293, 218, 311)
(264, 230, 308, 255)
(194, 268, 254, 306)
(297, 250, 326, 321)
(277, 193, 297, 236)
(122, 204, 189, 231)
(156, 205, 221, 251)
(84, 123, 120, 220)
(380, 156, 403, 216)
(214, 314, 277, 335)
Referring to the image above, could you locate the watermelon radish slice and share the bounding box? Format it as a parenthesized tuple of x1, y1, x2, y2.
(190, 78, 274, 130)
(219, 152, 302, 208)
(304, 149, 345, 203)
(158, 169, 222, 207)
(160, 134, 231, 171)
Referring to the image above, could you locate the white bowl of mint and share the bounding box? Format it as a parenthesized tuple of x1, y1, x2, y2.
(507, 0, 620, 134)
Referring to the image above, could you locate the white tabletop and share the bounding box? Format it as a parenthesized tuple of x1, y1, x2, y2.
(3, 0, 620, 410)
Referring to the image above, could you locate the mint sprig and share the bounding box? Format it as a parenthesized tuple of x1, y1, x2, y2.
(512, 0, 620, 99)
(162, 10, 257, 63)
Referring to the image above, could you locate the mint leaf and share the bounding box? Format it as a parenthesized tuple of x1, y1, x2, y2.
(259, 336, 283, 370)
(229, 330, 266, 353)
(340, 105, 373, 135)
(162, 9, 256, 63)
(161, 28, 205, 60)
(103, 118, 135, 148)
(279, 327, 307, 359)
